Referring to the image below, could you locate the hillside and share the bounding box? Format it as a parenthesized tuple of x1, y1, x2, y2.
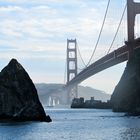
(35, 83, 111, 105)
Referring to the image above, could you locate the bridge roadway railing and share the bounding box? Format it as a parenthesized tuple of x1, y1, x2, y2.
(66, 38, 140, 86)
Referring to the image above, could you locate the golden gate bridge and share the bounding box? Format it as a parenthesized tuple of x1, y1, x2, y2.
(64, 0, 140, 103)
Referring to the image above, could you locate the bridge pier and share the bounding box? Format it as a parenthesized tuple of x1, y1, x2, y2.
(66, 85, 78, 104)
(127, 0, 140, 60)
(125, 41, 134, 61)
(66, 39, 78, 104)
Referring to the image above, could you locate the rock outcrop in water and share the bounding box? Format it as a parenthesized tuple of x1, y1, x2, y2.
(0, 59, 51, 122)
(111, 49, 140, 115)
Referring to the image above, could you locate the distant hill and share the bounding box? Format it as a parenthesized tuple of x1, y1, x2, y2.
(35, 83, 111, 105)
(78, 86, 111, 101)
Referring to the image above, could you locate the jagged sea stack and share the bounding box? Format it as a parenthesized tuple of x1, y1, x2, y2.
(0, 59, 51, 122)
(111, 49, 140, 115)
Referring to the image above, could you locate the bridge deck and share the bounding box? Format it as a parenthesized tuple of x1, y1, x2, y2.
(66, 38, 140, 86)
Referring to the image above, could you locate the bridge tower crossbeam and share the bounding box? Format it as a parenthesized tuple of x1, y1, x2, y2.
(127, 0, 140, 41)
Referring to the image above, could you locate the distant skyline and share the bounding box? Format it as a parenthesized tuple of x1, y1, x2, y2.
(0, 0, 139, 94)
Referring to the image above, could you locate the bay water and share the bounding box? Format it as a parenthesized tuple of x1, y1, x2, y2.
(0, 108, 140, 140)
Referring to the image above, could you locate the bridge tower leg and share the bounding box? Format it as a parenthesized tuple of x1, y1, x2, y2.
(66, 39, 78, 104)
(127, 0, 140, 59)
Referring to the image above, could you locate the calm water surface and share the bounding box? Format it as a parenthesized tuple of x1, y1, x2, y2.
(0, 108, 140, 140)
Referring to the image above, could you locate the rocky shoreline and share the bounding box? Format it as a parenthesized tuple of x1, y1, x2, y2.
(110, 48, 140, 115)
(0, 114, 52, 122)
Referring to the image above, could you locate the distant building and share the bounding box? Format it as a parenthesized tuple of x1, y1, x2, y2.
(71, 97, 84, 108)
(71, 97, 111, 109)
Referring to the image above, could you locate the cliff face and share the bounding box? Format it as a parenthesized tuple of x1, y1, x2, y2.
(111, 49, 140, 114)
(0, 59, 51, 122)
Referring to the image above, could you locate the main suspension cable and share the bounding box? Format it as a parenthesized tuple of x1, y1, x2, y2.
(77, 43, 87, 68)
(86, 0, 111, 66)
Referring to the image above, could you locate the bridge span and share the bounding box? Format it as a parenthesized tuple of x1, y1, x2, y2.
(66, 38, 140, 86)
(64, 0, 140, 103)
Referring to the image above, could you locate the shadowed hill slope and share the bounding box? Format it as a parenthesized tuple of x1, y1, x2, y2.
(111, 49, 140, 115)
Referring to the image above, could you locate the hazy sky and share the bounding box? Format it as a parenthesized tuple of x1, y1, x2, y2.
(0, 0, 139, 94)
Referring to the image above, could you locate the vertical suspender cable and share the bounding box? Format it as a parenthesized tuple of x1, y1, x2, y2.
(107, 4, 126, 54)
(77, 43, 87, 68)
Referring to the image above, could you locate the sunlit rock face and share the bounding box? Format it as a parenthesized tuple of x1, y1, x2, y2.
(0, 59, 51, 122)
(111, 49, 140, 115)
